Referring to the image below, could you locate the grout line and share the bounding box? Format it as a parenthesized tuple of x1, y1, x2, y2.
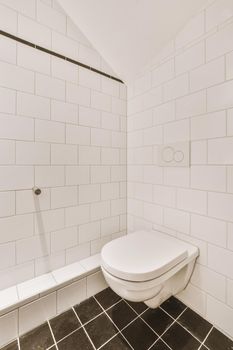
(0, 30, 124, 84)
(72, 306, 97, 350)
(197, 325, 213, 350)
(47, 320, 59, 350)
(93, 296, 134, 350)
(145, 306, 189, 350)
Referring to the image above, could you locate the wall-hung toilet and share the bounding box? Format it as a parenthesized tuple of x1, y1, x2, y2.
(101, 230, 199, 308)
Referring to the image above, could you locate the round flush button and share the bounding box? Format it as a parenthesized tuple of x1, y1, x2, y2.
(174, 151, 184, 162)
(162, 147, 174, 162)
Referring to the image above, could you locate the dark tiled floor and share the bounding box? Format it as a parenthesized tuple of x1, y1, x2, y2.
(1, 287, 233, 350)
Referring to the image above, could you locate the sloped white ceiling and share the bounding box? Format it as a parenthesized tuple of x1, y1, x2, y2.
(58, 0, 210, 83)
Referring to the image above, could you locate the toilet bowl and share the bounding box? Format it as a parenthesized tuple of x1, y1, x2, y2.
(101, 230, 199, 308)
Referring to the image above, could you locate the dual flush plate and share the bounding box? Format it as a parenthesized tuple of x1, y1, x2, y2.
(158, 141, 190, 167)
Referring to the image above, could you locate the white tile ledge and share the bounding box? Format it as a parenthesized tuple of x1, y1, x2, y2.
(0, 254, 101, 316)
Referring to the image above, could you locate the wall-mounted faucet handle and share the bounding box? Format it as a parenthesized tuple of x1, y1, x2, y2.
(33, 186, 42, 195)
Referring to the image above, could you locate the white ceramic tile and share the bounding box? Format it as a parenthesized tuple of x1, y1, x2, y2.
(175, 41, 205, 75)
(87, 271, 107, 297)
(16, 233, 51, 264)
(191, 141, 207, 165)
(51, 57, 78, 83)
(66, 166, 90, 185)
(152, 59, 174, 87)
(17, 92, 50, 120)
(176, 90, 206, 120)
(51, 100, 78, 124)
(0, 242, 15, 270)
(65, 205, 90, 226)
(207, 79, 233, 112)
(66, 243, 90, 265)
(79, 68, 101, 90)
(57, 278, 86, 313)
(191, 111, 226, 140)
(52, 261, 86, 284)
(208, 244, 233, 279)
(191, 214, 227, 247)
(164, 208, 190, 234)
(52, 32, 78, 60)
(79, 146, 101, 165)
(206, 21, 233, 61)
(0, 213, 33, 244)
(0, 113, 34, 142)
(0, 286, 18, 311)
(79, 106, 101, 128)
(0, 311, 18, 348)
(79, 184, 100, 204)
(0, 191, 15, 217)
(79, 222, 100, 243)
(208, 192, 233, 221)
(178, 283, 206, 316)
(208, 137, 233, 164)
(0, 3, 17, 34)
(36, 74, 65, 100)
(0, 87, 15, 114)
(0, 36, 16, 64)
(191, 264, 226, 302)
(66, 83, 90, 106)
(191, 166, 226, 192)
(101, 216, 120, 236)
(16, 141, 50, 165)
(17, 273, 56, 299)
(18, 15, 51, 48)
(51, 144, 77, 165)
(206, 295, 233, 338)
(51, 226, 77, 253)
(80, 254, 101, 272)
(35, 166, 64, 187)
(190, 57, 225, 92)
(51, 186, 77, 209)
(18, 44, 50, 75)
(19, 293, 56, 335)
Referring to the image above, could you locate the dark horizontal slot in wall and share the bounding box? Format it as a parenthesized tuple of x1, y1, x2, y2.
(0, 30, 124, 84)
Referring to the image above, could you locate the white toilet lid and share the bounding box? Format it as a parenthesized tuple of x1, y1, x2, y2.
(101, 231, 188, 282)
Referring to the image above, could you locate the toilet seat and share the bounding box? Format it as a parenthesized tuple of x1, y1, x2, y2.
(101, 231, 188, 282)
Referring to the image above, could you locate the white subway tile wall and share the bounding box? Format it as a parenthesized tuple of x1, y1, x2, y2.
(0, 0, 126, 293)
(128, 0, 233, 339)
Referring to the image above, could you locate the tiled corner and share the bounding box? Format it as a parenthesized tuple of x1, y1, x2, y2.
(1, 288, 233, 350)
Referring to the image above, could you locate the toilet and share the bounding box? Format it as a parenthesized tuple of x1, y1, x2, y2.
(101, 230, 199, 308)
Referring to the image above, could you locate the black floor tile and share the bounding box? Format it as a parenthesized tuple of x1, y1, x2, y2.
(161, 296, 186, 318)
(0, 341, 18, 350)
(19, 322, 54, 350)
(122, 317, 158, 350)
(205, 327, 233, 350)
(141, 308, 173, 335)
(74, 297, 103, 324)
(150, 339, 171, 350)
(101, 334, 132, 349)
(49, 309, 81, 342)
(107, 300, 137, 330)
(178, 308, 212, 342)
(162, 322, 201, 350)
(126, 300, 148, 314)
(57, 328, 93, 350)
(95, 287, 121, 309)
(84, 313, 118, 348)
